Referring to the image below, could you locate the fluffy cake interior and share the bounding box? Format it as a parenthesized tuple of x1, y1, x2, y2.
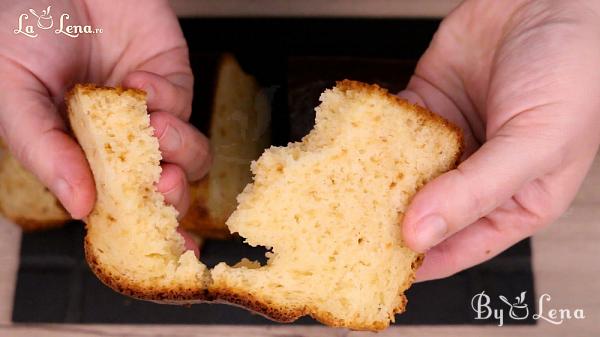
(68, 85, 209, 295)
(67, 80, 461, 329)
(210, 80, 462, 329)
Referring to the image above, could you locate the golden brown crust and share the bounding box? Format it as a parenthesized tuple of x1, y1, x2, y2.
(11, 218, 70, 232)
(71, 80, 463, 330)
(84, 235, 208, 303)
(211, 287, 370, 329)
(210, 287, 301, 322)
(67, 83, 147, 101)
(335, 79, 464, 161)
(69, 84, 206, 304)
(205, 81, 464, 330)
(209, 253, 427, 331)
(336, 82, 463, 321)
(211, 285, 386, 330)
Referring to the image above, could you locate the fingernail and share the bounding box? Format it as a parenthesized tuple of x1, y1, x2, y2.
(413, 214, 448, 251)
(52, 178, 72, 212)
(159, 125, 182, 153)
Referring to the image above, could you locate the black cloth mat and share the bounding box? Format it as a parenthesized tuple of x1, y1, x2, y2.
(13, 18, 535, 325)
(13, 222, 535, 325)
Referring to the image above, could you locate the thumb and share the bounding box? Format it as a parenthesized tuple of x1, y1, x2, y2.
(0, 88, 95, 219)
(402, 117, 559, 253)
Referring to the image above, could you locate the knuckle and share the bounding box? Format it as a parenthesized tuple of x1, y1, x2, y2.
(511, 184, 561, 234)
(452, 167, 495, 219)
(13, 133, 36, 170)
(170, 163, 187, 181)
(166, 85, 191, 120)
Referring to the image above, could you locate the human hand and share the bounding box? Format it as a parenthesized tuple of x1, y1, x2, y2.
(399, 0, 600, 281)
(0, 0, 210, 236)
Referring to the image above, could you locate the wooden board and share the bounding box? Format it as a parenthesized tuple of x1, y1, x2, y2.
(169, 0, 462, 18)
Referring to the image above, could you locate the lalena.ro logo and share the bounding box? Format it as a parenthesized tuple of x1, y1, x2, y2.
(471, 291, 585, 327)
(13, 5, 103, 38)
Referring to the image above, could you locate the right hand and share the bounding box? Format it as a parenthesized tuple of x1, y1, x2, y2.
(398, 0, 600, 281)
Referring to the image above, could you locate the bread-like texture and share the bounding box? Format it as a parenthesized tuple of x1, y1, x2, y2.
(67, 84, 209, 302)
(181, 54, 270, 239)
(0, 147, 70, 231)
(67, 81, 460, 330)
(210, 80, 463, 330)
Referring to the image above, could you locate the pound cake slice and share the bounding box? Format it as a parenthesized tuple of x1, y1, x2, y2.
(67, 85, 209, 301)
(181, 54, 270, 239)
(0, 146, 70, 231)
(67, 80, 461, 329)
(210, 80, 462, 330)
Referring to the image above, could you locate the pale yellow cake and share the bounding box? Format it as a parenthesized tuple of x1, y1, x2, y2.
(68, 80, 461, 329)
(0, 146, 70, 231)
(68, 85, 210, 301)
(210, 80, 462, 329)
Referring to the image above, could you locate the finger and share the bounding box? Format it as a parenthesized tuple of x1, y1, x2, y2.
(0, 87, 95, 219)
(150, 111, 211, 181)
(122, 71, 193, 120)
(176, 227, 200, 258)
(415, 217, 512, 282)
(402, 120, 560, 253)
(414, 134, 590, 281)
(414, 191, 548, 282)
(156, 163, 190, 217)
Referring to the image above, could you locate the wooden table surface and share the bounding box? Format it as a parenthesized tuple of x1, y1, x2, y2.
(1, 154, 598, 336)
(168, 0, 463, 18)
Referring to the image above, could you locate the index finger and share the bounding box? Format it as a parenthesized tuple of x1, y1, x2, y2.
(123, 70, 193, 121)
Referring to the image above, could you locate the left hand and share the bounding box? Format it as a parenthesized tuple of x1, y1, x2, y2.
(0, 0, 211, 222)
